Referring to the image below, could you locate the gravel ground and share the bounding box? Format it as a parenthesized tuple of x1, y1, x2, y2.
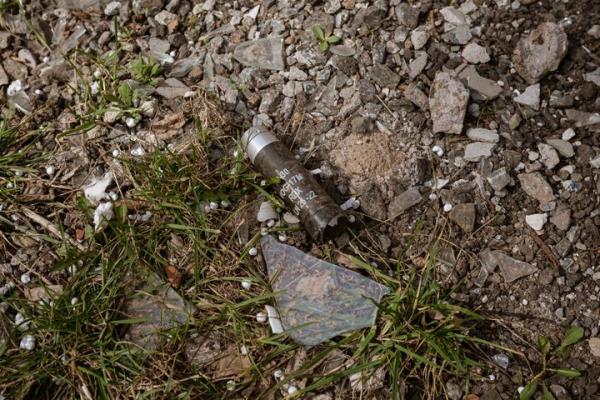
(1, 0, 600, 398)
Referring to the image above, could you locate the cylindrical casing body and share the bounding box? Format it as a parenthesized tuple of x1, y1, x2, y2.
(241, 126, 348, 242)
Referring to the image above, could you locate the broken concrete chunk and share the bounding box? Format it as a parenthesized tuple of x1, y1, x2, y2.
(257, 201, 278, 222)
(404, 83, 429, 111)
(464, 142, 495, 162)
(448, 203, 476, 233)
(410, 26, 430, 50)
(537, 143, 560, 169)
(565, 109, 600, 127)
(525, 213, 547, 231)
(466, 128, 499, 143)
(429, 72, 469, 134)
(233, 37, 285, 71)
(458, 65, 502, 100)
(514, 83, 540, 110)
(388, 188, 422, 219)
(462, 43, 490, 64)
(395, 3, 419, 28)
(369, 63, 400, 88)
(125, 274, 195, 350)
(492, 251, 537, 283)
(512, 22, 568, 84)
(487, 168, 511, 191)
(261, 235, 389, 346)
(442, 25, 472, 45)
(518, 172, 555, 203)
(440, 6, 469, 26)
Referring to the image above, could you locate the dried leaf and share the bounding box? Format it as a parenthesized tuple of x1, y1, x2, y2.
(150, 112, 187, 140)
(165, 265, 182, 288)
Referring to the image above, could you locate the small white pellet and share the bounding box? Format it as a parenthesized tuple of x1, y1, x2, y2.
(256, 312, 267, 323)
(209, 201, 219, 210)
(287, 385, 298, 395)
(273, 369, 284, 379)
(248, 247, 258, 256)
(278, 233, 287, 242)
(45, 165, 56, 176)
(241, 279, 252, 289)
(20, 335, 36, 351)
(443, 203, 453, 212)
(125, 117, 137, 128)
(112, 149, 120, 157)
(20, 273, 31, 284)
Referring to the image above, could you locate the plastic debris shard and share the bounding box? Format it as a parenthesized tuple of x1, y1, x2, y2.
(261, 235, 390, 346)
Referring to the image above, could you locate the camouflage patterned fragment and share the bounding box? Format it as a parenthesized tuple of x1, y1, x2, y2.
(261, 235, 389, 346)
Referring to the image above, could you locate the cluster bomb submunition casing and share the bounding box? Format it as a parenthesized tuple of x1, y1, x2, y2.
(241, 126, 348, 242)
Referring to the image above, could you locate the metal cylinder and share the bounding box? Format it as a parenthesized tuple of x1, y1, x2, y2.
(241, 126, 348, 242)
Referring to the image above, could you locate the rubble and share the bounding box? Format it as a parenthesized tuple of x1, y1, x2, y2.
(513, 84, 540, 110)
(462, 43, 490, 64)
(429, 72, 469, 134)
(233, 38, 285, 71)
(518, 172, 555, 204)
(512, 22, 568, 84)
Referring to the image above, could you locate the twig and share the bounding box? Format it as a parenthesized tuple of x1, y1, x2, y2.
(20, 207, 85, 251)
(527, 228, 560, 268)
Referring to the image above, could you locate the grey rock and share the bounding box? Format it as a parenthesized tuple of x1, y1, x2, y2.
(352, 7, 386, 34)
(429, 72, 469, 134)
(410, 26, 430, 50)
(257, 201, 277, 222)
(149, 37, 170, 53)
(462, 43, 490, 64)
(0, 64, 7, 86)
(466, 128, 499, 143)
(588, 25, 600, 39)
(588, 338, 600, 358)
(525, 213, 547, 231)
(518, 172, 555, 203)
(233, 37, 285, 71)
(154, 10, 179, 32)
(464, 142, 495, 162)
(168, 57, 202, 78)
(329, 45, 356, 57)
(404, 83, 429, 111)
(445, 382, 463, 400)
(550, 384, 572, 400)
(448, 203, 476, 233)
(513, 22, 568, 84)
(546, 139, 574, 158)
(288, 66, 308, 81)
(492, 353, 510, 369)
(184, 335, 222, 366)
(487, 167, 511, 191)
(3, 59, 27, 81)
(369, 64, 400, 88)
(0, 32, 11, 49)
(156, 78, 190, 98)
(104, 1, 121, 15)
(458, 65, 502, 99)
(537, 143, 560, 169)
(514, 83, 540, 110)
(408, 52, 427, 79)
(509, 113, 522, 130)
(440, 6, 469, 26)
(488, 251, 538, 283)
(125, 274, 195, 350)
(442, 25, 472, 45)
(549, 90, 574, 108)
(388, 188, 422, 219)
(199, 24, 235, 42)
(395, 4, 419, 29)
(550, 208, 571, 231)
(584, 68, 600, 87)
(565, 109, 600, 127)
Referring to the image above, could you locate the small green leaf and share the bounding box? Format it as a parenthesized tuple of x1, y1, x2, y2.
(560, 326, 584, 349)
(538, 335, 551, 354)
(550, 368, 582, 379)
(311, 25, 325, 41)
(541, 386, 555, 400)
(116, 204, 128, 224)
(319, 41, 329, 52)
(326, 35, 341, 44)
(519, 383, 538, 400)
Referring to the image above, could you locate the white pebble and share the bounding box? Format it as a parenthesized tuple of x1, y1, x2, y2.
(488, 374, 495, 381)
(517, 387, 524, 394)
(267, 219, 276, 227)
(287, 385, 298, 395)
(130, 146, 145, 157)
(273, 369, 284, 379)
(348, 215, 356, 223)
(20, 273, 31, 284)
(241, 279, 252, 289)
(240, 345, 248, 355)
(71, 297, 78, 305)
(6, 182, 14, 189)
(429, 193, 438, 200)
(443, 203, 453, 212)
(209, 201, 219, 210)
(15, 312, 27, 328)
(522, 299, 528, 306)
(562, 128, 576, 141)
(220, 200, 230, 208)
(278, 233, 287, 242)
(432, 145, 444, 156)
(45, 165, 56, 176)
(256, 312, 267, 323)
(93, 69, 102, 79)
(248, 247, 258, 256)
(111, 149, 120, 157)
(260, 180, 267, 186)
(169, 50, 176, 57)
(125, 117, 137, 128)
(226, 380, 235, 391)
(42, 56, 50, 63)
(20, 334, 36, 351)
(108, 191, 119, 201)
